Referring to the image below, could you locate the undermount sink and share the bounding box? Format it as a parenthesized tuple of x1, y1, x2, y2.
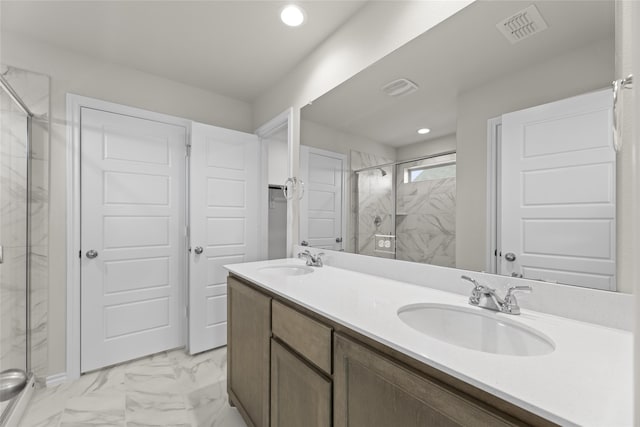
(398, 303, 554, 356)
(258, 264, 314, 277)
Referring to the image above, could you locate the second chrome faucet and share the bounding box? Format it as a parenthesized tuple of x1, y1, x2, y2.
(461, 275, 531, 315)
(298, 250, 324, 267)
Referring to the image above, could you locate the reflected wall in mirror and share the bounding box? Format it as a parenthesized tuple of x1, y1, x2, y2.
(299, 0, 634, 292)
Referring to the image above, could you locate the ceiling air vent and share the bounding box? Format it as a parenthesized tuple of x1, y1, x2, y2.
(381, 78, 419, 97)
(496, 5, 548, 44)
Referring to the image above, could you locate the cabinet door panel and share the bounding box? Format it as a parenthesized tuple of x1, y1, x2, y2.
(228, 277, 271, 427)
(271, 339, 331, 427)
(334, 334, 516, 427)
(272, 300, 332, 374)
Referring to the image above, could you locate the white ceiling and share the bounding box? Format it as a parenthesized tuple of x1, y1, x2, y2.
(0, 1, 367, 102)
(302, 0, 614, 147)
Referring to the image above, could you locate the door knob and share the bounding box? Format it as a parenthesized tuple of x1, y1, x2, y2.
(301, 241, 309, 246)
(194, 246, 204, 255)
(86, 250, 98, 259)
(504, 252, 517, 262)
(335, 237, 343, 243)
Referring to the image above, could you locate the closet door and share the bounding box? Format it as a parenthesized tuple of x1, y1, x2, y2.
(80, 107, 187, 372)
(188, 122, 260, 354)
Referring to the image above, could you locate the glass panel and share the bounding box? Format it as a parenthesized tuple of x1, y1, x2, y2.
(0, 87, 29, 412)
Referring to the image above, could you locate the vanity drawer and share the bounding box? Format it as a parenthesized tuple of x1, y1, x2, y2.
(272, 300, 332, 374)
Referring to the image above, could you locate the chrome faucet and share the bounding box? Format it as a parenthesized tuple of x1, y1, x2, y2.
(461, 275, 531, 315)
(298, 250, 324, 267)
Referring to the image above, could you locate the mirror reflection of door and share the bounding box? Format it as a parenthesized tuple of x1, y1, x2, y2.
(300, 146, 346, 251)
(498, 89, 616, 290)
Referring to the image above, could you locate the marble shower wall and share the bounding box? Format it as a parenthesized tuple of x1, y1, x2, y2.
(395, 158, 456, 267)
(1, 65, 50, 382)
(351, 150, 394, 258)
(0, 91, 29, 379)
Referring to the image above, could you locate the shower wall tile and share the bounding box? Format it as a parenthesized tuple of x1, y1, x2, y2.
(0, 246, 28, 372)
(30, 244, 49, 380)
(30, 158, 49, 247)
(350, 150, 394, 258)
(396, 175, 456, 267)
(0, 103, 29, 250)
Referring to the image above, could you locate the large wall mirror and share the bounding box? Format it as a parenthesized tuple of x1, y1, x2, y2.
(298, 0, 633, 292)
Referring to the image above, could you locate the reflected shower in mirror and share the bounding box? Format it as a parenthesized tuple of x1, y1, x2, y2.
(299, 0, 630, 292)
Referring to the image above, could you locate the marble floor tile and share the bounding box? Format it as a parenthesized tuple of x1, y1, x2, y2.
(23, 412, 62, 427)
(125, 367, 176, 394)
(19, 347, 246, 427)
(125, 391, 189, 425)
(185, 380, 244, 427)
(58, 391, 125, 425)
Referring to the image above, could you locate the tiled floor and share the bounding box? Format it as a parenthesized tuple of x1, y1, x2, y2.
(19, 347, 247, 427)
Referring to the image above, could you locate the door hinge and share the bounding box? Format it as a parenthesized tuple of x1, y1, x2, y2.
(79, 250, 82, 259)
(186, 143, 192, 157)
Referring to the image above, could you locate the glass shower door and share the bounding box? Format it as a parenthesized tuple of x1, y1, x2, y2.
(0, 82, 30, 416)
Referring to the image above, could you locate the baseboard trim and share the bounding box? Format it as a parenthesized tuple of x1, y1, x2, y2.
(45, 372, 67, 387)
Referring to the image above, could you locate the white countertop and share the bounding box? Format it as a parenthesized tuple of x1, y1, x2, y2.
(225, 258, 633, 427)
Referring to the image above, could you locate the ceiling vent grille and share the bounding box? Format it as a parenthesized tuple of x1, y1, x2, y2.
(381, 78, 419, 97)
(496, 5, 548, 44)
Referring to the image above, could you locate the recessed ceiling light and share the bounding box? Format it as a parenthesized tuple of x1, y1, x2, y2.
(281, 5, 305, 27)
(417, 128, 431, 135)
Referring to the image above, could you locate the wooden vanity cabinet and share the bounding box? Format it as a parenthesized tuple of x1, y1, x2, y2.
(227, 276, 272, 427)
(334, 333, 518, 427)
(271, 339, 332, 427)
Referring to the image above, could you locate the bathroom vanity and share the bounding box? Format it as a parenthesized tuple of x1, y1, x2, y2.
(225, 258, 632, 427)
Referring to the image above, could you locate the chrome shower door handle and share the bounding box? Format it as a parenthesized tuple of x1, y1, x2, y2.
(86, 250, 98, 259)
(194, 246, 204, 255)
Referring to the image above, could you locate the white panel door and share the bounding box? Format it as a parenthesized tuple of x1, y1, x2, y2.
(300, 146, 345, 250)
(189, 122, 260, 354)
(81, 107, 186, 373)
(500, 89, 615, 290)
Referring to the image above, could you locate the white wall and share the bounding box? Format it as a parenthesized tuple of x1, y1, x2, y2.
(456, 39, 614, 276)
(396, 134, 456, 162)
(0, 33, 253, 376)
(301, 119, 396, 161)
